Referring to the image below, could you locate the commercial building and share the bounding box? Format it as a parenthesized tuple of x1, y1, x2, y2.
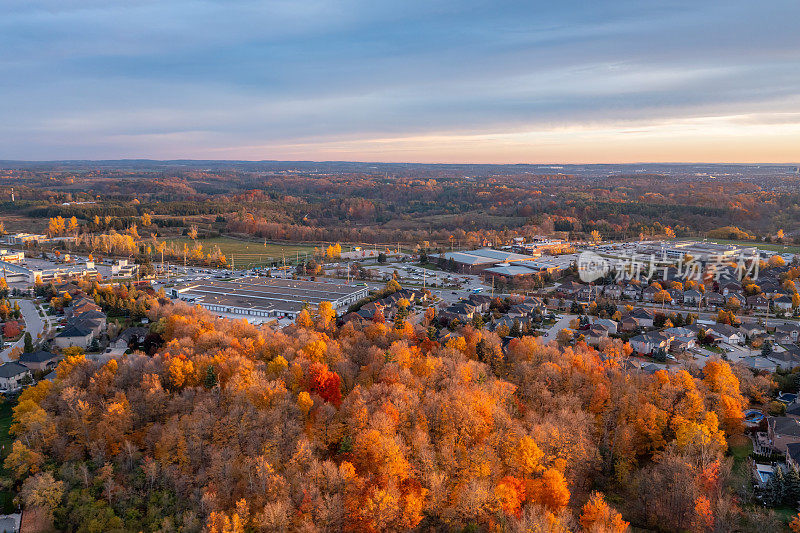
(0, 250, 24, 263)
(430, 248, 539, 273)
(0, 260, 32, 283)
(0, 233, 47, 246)
(173, 277, 369, 320)
(510, 237, 570, 256)
(484, 254, 577, 279)
(596, 240, 757, 263)
(0, 259, 98, 283)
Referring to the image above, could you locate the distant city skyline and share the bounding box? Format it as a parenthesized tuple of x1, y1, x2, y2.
(2, 0, 799, 163)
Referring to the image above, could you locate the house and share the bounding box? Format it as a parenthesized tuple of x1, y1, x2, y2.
(620, 317, 640, 333)
(585, 324, 610, 346)
(706, 324, 743, 345)
(602, 285, 622, 299)
(18, 350, 61, 371)
(72, 318, 105, 338)
(53, 324, 93, 349)
(113, 327, 150, 350)
(741, 356, 778, 373)
(787, 443, 800, 472)
(70, 308, 107, 328)
(667, 289, 684, 304)
(747, 295, 770, 311)
(360, 301, 387, 320)
(641, 285, 659, 302)
(739, 322, 766, 339)
(669, 338, 692, 354)
(705, 293, 726, 307)
(683, 289, 703, 306)
(341, 312, 367, 326)
(769, 349, 800, 371)
(720, 281, 742, 296)
(556, 281, 583, 296)
(629, 331, 671, 355)
(467, 294, 493, 313)
(641, 363, 665, 374)
(776, 323, 800, 342)
(507, 304, 531, 319)
(774, 295, 795, 312)
(591, 318, 618, 335)
(786, 402, 800, 420)
(622, 284, 641, 300)
(767, 416, 800, 454)
(627, 308, 654, 328)
(0, 362, 31, 391)
(448, 303, 476, 321)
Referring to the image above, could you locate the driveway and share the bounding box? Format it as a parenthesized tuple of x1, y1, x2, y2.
(1, 299, 45, 362)
(542, 314, 578, 342)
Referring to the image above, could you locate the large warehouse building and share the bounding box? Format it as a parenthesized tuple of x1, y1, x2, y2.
(172, 277, 369, 320)
(430, 248, 539, 273)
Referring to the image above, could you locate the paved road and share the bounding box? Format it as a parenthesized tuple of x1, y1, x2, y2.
(542, 314, 578, 342)
(1, 299, 45, 362)
(633, 302, 799, 327)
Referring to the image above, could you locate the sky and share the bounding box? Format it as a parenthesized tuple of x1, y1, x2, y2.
(2, 0, 800, 163)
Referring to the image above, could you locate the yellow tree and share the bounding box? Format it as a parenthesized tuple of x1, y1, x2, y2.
(580, 491, 629, 533)
(317, 301, 336, 330)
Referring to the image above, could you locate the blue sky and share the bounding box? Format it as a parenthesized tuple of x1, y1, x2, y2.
(2, 0, 799, 162)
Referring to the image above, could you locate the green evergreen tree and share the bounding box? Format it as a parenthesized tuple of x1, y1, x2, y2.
(762, 340, 773, 357)
(475, 339, 487, 364)
(786, 463, 800, 504)
(510, 319, 522, 338)
(765, 466, 786, 506)
(23, 332, 34, 353)
(204, 365, 218, 389)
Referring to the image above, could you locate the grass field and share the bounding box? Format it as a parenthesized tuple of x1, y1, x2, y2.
(162, 236, 318, 268)
(706, 239, 800, 254)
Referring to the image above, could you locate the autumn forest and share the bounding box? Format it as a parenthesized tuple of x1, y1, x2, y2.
(7, 292, 765, 532)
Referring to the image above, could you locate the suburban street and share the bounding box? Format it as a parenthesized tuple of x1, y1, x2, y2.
(542, 314, 578, 342)
(0, 299, 45, 362)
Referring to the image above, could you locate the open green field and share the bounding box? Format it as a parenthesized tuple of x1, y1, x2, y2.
(164, 236, 318, 268)
(706, 239, 800, 254)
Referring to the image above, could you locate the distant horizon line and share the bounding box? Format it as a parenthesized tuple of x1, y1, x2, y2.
(1, 158, 799, 167)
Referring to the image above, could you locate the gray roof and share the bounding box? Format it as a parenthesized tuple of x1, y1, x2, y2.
(0, 361, 29, 378)
(71, 309, 106, 321)
(19, 350, 59, 364)
(709, 323, 739, 337)
(771, 416, 800, 437)
(56, 325, 92, 338)
(787, 443, 800, 465)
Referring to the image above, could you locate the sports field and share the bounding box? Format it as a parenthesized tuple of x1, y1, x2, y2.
(706, 238, 800, 254)
(163, 236, 318, 268)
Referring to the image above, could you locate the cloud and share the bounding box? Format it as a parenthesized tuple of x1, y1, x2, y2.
(0, 0, 799, 161)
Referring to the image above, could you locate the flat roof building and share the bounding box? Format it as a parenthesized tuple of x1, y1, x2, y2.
(430, 248, 538, 273)
(173, 276, 369, 320)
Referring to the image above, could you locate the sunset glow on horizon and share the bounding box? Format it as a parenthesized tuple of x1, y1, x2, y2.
(2, 0, 799, 163)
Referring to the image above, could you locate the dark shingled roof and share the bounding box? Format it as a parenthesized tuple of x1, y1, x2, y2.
(0, 362, 29, 379)
(19, 350, 59, 364)
(56, 325, 92, 338)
